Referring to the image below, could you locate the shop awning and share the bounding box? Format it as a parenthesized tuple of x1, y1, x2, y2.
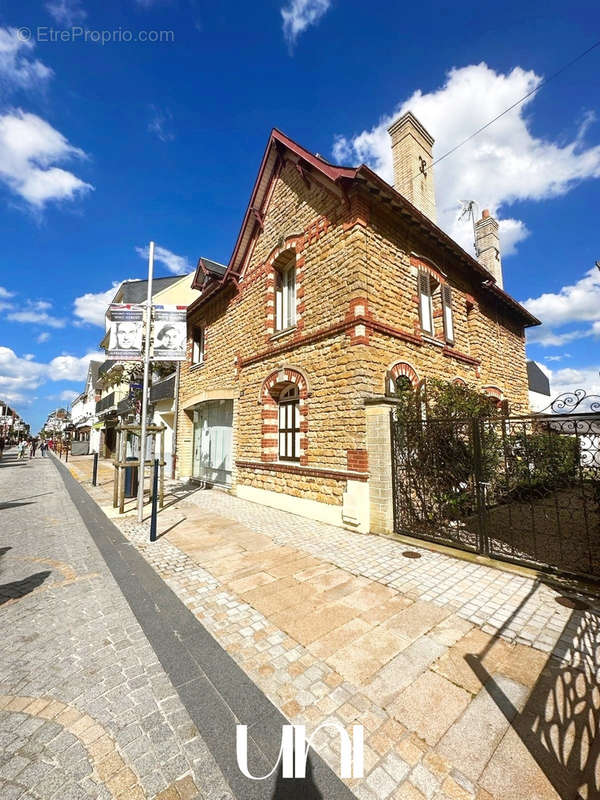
(92, 421, 104, 430)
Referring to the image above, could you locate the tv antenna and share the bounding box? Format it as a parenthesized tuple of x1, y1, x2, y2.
(458, 200, 480, 256)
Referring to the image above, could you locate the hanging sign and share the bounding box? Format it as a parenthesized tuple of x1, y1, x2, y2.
(106, 305, 144, 361)
(152, 306, 187, 361)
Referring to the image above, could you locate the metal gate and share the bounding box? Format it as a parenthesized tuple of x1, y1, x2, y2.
(391, 392, 600, 581)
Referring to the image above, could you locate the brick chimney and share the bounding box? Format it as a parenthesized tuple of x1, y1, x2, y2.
(387, 111, 436, 223)
(474, 209, 503, 289)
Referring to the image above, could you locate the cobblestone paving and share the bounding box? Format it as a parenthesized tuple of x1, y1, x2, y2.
(0, 450, 233, 800)
(68, 455, 600, 800)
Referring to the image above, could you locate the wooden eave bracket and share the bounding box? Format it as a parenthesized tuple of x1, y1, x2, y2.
(296, 159, 311, 188)
(250, 207, 264, 230)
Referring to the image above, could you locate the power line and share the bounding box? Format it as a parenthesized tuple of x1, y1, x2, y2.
(400, 38, 600, 188)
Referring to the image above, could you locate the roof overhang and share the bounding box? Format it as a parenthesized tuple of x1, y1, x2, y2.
(188, 128, 540, 329)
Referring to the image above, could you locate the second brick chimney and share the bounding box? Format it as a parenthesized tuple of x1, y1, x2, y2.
(474, 209, 503, 289)
(388, 111, 436, 223)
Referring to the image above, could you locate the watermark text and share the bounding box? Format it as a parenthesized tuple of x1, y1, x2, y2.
(17, 26, 175, 45)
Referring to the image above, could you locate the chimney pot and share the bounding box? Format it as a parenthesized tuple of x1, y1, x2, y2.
(387, 111, 436, 223)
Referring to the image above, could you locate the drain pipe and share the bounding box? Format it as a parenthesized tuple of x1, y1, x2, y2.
(171, 362, 181, 478)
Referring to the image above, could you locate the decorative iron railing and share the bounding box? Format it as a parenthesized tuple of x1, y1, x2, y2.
(391, 389, 600, 581)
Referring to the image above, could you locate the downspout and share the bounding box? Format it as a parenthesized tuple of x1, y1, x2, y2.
(171, 362, 181, 477)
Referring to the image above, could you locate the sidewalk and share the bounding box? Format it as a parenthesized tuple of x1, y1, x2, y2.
(66, 453, 600, 800)
(0, 450, 231, 800)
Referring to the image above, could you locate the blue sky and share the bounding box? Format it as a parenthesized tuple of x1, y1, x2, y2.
(0, 0, 599, 432)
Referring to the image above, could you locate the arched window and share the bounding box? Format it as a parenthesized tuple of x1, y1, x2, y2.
(388, 374, 413, 395)
(275, 251, 296, 331)
(278, 384, 300, 461)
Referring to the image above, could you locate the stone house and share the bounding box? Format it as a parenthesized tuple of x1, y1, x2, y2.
(176, 112, 539, 533)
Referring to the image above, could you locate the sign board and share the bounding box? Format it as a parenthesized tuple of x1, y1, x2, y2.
(106, 305, 144, 361)
(152, 306, 187, 361)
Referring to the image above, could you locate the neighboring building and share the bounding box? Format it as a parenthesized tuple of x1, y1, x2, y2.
(176, 114, 539, 534)
(71, 361, 103, 454)
(527, 360, 551, 412)
(0, 402, 29, 443)
(96, 273, 197, 465)
(42, 408, 71, 439)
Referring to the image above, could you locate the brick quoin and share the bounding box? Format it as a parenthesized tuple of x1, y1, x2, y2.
(347, 449, 368, 472)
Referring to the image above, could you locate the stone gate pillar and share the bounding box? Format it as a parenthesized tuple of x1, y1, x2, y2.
(365, 400, 395, 535)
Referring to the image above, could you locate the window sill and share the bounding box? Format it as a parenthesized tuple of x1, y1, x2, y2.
(270, 326, 297, 342)
(189, 361, 206, 371)
(421, 334, 445, 348)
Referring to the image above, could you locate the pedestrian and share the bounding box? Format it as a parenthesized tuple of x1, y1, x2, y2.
(18, 440, 26, 459)
(0, 435, 4, 460)
(31, 438, 38, 458)
(40, 441, 47, 457)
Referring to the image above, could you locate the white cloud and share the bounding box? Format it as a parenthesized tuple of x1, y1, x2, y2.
(148, 106, 174, 142)
(0, 346, 47, 397)
(523, 266, 600, 347)
(6, 299, 66, 328)
(526, 327, 592, 348)
(545, 354, 571, 362)
(48, 352, 101, 381)
(0, 286, 14, 298)
(37, 332, 51, 343)
(523, 267, 600, 328)
(135, 244, 191, 275)
(0, 109, 93, 207)
(73, 282, 121, 327)
(0, 27, 53, 91)
(542, 365, 600, 399)
(281, 0, 331, 48)
(59, 388, 80, 403)
(332, 63, 600, 257)
(0, 347, 101, 411)
(45, 0, 86, 27)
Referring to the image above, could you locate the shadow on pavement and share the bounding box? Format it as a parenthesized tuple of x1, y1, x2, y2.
(0, 500, 36, 510)
(271, 756, 324, 799)
(0, 570, 52, 605)
(465, 581, 600, 799)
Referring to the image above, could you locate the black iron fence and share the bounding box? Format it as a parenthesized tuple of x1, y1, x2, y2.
(391, 392, 600, 581)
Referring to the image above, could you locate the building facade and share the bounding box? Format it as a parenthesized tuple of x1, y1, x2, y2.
(96, 273, 196, 465)
(176, 114, 539, 533)
(71, 361, 102, 454)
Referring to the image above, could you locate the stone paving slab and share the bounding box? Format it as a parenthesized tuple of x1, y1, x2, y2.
(65, 455, 600, 799)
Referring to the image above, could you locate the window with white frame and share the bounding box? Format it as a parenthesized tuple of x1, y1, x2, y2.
(441, 284, 454, 344)
(278, 384, 300, 461)
(417, 271, 434, 334)
(191, 326, 204, 364)
(275, 258, 296, 331)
